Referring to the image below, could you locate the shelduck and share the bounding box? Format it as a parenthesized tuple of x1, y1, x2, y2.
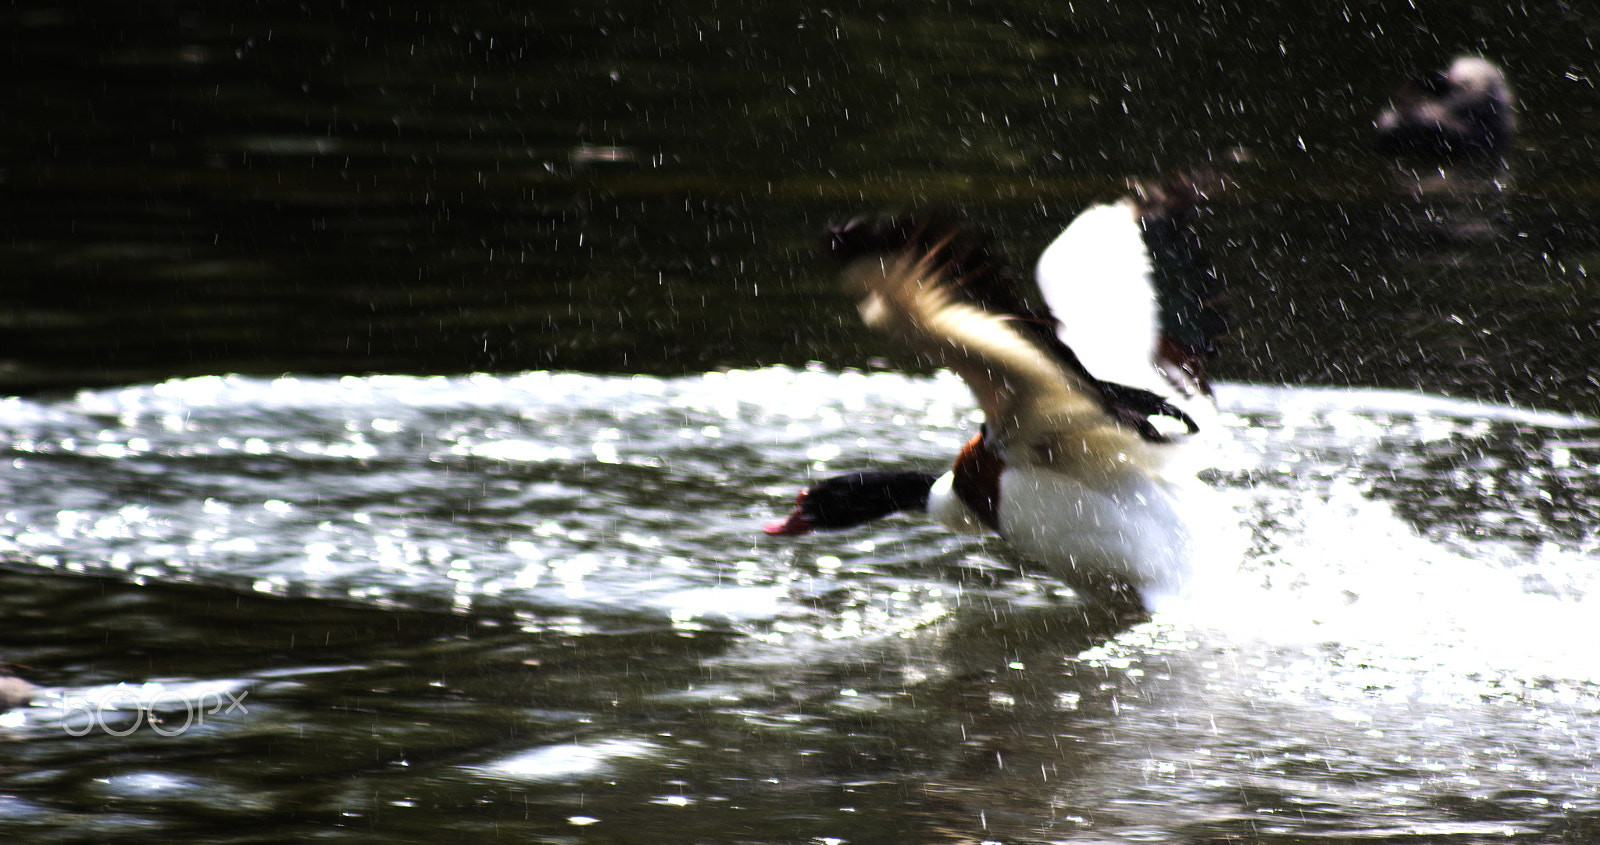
(765, 175, 1227, 611)
(1374, 56, 1517, 157)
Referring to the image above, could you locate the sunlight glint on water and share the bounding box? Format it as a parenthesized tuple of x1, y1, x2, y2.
(1, 369, 1595, 677)
(0, 372, 1594, 618)
(2, 369, 1600, 841)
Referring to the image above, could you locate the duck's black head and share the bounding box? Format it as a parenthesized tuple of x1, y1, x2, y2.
(764, 470, 939, 536)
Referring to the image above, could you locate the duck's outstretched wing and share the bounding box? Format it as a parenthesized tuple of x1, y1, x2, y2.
(827, 217, 1189, 471)
(1036, 173, 1227, 406)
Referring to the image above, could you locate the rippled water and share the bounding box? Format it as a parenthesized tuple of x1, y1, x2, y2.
(1, 368, 1598, 842)
(7, 4, 1600, 839)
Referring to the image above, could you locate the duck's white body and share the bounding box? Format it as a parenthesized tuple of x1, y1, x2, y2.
(928, 464, 1194, 607)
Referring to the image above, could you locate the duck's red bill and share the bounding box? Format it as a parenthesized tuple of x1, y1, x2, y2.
(763, 511, 814, 536)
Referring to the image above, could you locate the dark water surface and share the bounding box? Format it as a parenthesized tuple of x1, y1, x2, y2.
(6, 1, 1600, 407)
(4, 2, 1600, 843)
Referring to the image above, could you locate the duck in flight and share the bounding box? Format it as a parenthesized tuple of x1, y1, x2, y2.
(765, 175, 1227, 611)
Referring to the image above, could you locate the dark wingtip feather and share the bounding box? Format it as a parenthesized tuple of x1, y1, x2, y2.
(1129, 170, 1230, 385)
(1130, 169, 1225, 224)
(823, 213, 1047, 325)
